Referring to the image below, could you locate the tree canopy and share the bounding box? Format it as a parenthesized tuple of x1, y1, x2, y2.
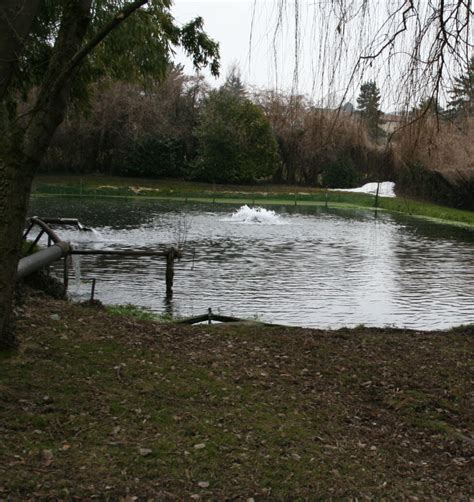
(3, 1, 219, 106)
(195, 86, 280, 183)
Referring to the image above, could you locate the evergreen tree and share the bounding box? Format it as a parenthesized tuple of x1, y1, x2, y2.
(357, 81, 382, 139)
(195, 88, 280, 183)
(222, 65, 247, 98)
(446, 56, 474, 118)
(412, 97, 443, 116)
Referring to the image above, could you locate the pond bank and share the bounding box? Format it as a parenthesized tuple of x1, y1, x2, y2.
(32, 175, 474, 227)
(1, 291, 472, 499)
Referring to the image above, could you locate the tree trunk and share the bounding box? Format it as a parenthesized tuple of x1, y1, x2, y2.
(0, 0, 43, 347)
(0, 0, 151, 349)
(0, 0, 93, 349)
(0, 151, 35, 349)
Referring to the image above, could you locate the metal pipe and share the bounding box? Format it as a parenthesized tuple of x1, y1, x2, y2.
(23, 222, 34, 240)
(17, 242, 70, 279)
(28, 229, 44, 254)
(29, 216, 62, 244)
(70, 249, 175, 257)
(40, 217, 91, 231)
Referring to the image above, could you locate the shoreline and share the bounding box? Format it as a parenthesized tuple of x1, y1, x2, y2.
(31, 175, 474, 228)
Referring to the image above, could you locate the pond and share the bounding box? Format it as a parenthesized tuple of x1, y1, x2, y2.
(28, 196, 474, 329)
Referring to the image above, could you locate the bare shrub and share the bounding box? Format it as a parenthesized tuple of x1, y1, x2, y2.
(254, 89, 396, 185)
(392, 117, 474, 208)
(394, 117, 474, 184)
(42, 67, 209, 175)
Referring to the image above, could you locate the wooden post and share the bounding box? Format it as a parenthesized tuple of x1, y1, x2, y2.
(63, 255, 69, 291)
(165, 248, 175, 299)
(91, 278, 96, 301)
(374, 181, 380, 208)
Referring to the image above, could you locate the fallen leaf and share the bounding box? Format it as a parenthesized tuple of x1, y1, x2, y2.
(42, 449, 54, 466)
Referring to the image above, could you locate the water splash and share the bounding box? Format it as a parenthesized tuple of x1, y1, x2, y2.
(71, 254, 82, 292)
(228, 205, 284, 224)
(58, 227, 104, 244)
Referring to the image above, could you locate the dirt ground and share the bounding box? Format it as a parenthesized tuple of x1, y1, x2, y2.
(1, 291, 473, 500)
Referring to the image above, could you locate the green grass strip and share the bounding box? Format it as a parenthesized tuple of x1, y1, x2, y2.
(31, 176, 474, 227)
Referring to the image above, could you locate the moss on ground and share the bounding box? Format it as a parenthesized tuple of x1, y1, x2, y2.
(105, 303, 163, 322)
(1, 292, 472, 499)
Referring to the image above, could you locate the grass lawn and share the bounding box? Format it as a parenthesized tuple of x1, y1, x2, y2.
(1, 291, 472, 499)
(32, 174, 474, 227)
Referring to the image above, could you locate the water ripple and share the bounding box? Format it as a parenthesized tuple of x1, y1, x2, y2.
(28, 200, 474, 329)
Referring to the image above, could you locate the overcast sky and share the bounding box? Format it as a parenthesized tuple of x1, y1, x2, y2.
(173, 1, 287, 90)
(172, 0, 401, 110)
(172, 1, 471, 111)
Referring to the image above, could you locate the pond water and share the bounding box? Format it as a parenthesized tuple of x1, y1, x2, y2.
(28, 197, 474, 329)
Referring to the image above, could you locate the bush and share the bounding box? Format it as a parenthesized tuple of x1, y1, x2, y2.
(393, 115, 474, 209)
(396, 163, 474, 210)
(121, 136, 186, 178)
(194, 89, 281, 183)
(322, 156, 360, 188)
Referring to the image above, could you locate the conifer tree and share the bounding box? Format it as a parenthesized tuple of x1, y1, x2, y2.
(446, 56, 474, 118)
(356, 81, 382, 139)
(412, 97, 443, 117)
(222, 65, 247, 99)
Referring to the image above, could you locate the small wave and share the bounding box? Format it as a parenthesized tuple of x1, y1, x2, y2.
(226, 205, 284, 224)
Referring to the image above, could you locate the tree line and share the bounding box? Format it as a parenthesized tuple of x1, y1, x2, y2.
(41, 58, 473, 194)
(41, 68, 391, 188)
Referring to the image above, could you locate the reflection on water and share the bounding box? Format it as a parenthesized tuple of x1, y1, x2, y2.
(28, 197, 474, 329)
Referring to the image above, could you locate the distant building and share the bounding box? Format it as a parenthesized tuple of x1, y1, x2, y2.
(381, 113, 405, 134)
(341, 102, 355, 114)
